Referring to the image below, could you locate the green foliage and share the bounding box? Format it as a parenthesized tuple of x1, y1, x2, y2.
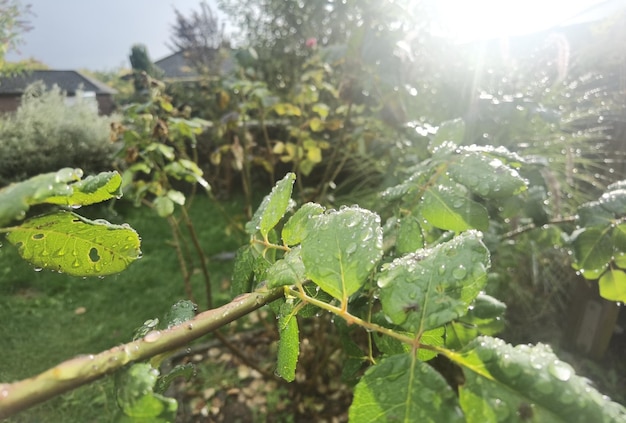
(569, 181, 626, 301)
(0, 168, 140, 277)
(0, 83, 116, 184)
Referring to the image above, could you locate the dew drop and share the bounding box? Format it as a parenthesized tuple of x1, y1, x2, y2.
(72, 259, 81, 268)
(452, 266, 467, 280)
(33, 267, 43, 272)
(345, 243, 357, 254)
(144, 331, 162, 343)
(548, 360, 573, 382)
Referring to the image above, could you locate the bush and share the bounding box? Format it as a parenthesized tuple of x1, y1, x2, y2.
(0, 82, 117, 185)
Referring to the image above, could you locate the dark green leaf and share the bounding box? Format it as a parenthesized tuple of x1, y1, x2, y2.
(6, 211, 141, 276)
(598, 188, 626, 216)
(349, 353, 464, 423)
(300, 207, 383, 302)
(430, 118, 465, 150)
(378, 231, 489, 333)
(231, 246, 255, 295)
(469, 294, 506, 320)
(154, 363, 194, 394)
(396, 215, 424, 254)
(570, 227, 613, 279)
(577, 201, 614, 227)
(276, 302, 299, 382)
(267, 246, 306, 288)
(447, 151, 526, 199)
(450, 336, 626, 423)
(245, 173, 296, 238)
(162, 300, 197, 329)
(282, 202, 325, 246)
(421, 184, 489, 232)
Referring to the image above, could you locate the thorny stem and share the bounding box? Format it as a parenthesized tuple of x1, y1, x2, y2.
(286, 287, 432, 352)
(0, 288, 284, 419)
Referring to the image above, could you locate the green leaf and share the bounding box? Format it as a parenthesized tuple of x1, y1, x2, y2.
(577, 201, 614, 227)
(276, 302, 299, 382)
(245, 173, 296, 238)
(378, 231, 489, 333)
(449, 336, 626, 423)
(349, 353, 464, 423)
(115, 363, 177, 420)
(430, 118, 465, 150)
(162, 300, 197, 329)
(272, 102, 302, 116)
(154, 363, 194, 395)
(421, 184, 489, 232)
(418, 327, 445, 361)
(570, 227, 613, 279)
(231, 246, 255, 295)
(598, 188, 626, 216)
(45, 171, 122, 207)
(598, 268, 626, 302)
(396, 215, 424, 254)
(447, 151, 526, 199)
(166, 190, 185, 206)
(469, 294, 507, 320)
(300, 207, 383, 302)
(282, 202, 325, 246)
(153, 196, 175, 217)
(6, 211, 141, 277)
(267, 246, 306, 288)
(0, 168, 82, 227)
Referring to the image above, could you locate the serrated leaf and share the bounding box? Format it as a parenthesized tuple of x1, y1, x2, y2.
(378, 231, 489, 333)
(162, 300, 197, 329)
(422, 184, 489, 232)
(45, 171, 122, 207)
(282, 202, 325, 246)
(6, 211, 141, 276)
(598, 268, 626, 302)
(449, 336, 626, 423)
(153, 196, 175, 217)
(231, 246, 255, 295)
(245, 173, 296, 238)
(447, 151, 526, 199)
(570, 227, 613, 278)
(349, 353, 464, 423)
(396, 215, 424, 254)
(115, 363, 177, 420)
(276, 302, 299, 382)
(0, 168, 82, 227)
(267, 246, 306, 288)
(300, 207, 383, 302)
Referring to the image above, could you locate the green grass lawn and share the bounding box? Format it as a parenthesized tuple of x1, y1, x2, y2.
(0, 194, 248, 422)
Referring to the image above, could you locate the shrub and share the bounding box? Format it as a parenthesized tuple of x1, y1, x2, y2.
(0, 82, 117, 185)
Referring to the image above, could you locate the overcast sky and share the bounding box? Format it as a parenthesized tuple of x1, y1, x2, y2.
(6, 0, 225, 70)
(5, 0, 614, 71)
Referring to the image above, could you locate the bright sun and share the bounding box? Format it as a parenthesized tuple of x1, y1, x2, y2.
(431, 0, 606, 41)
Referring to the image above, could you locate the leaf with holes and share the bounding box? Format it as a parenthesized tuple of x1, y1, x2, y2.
(421, 183, 489, 232)
(349, 353, 464, 423)
(45, 171, 122, 207)
(0, 168, 83, 227)
(447, 336, 626, 422)
(377, 231, 489, 334)
(300, 207, 383, 302)
(6, 211, 141, 276)
(245, 173, 296, 238)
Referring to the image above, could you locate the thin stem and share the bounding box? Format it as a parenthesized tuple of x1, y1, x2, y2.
(167, 215, 196, 303)
(0, 288, 284, 419)
(502, 216, 577, 239)
(180, 206, 213, 308)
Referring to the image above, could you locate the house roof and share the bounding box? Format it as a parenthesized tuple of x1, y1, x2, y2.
(154, 51, 200, 79)
(0, 70, 116, 95)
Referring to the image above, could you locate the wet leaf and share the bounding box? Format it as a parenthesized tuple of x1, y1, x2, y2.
(231, 246, 255, 295)
(162, 300, 197, 329)
(276, 302, 299, 382)
(378, 231, 489, 333)
(282, 202, 325, 246)
(430, 118, 465, 150)
(570, 227, 613, 279)
(449, 336, 626, 423)
(396, 215, 424, 254)
(349, 353, 464, 423)
(45, 171, 122, 207)
(6, 211, 141, 276)
(153, 196, 175, 217)
(154, 363, 195, 394)
(300, 207, 383, 302)
(245, 173, 296, 238)
(267, 246, 306, 288)
(422, 184, 489, 232)
(0, 167, 83, 227)
(115, 363, 177, 420)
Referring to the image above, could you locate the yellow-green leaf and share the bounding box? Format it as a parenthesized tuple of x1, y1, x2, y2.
(6, 211, 141, 276)
(598, 268, 626, 302)
(45, 171, 122, 207)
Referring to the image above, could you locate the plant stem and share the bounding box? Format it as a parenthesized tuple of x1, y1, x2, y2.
(180, 206, 213, 308)
(167, 215, 196, 303)
(0, 288, 284, 419)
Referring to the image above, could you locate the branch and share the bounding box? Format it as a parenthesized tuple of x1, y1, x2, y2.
(0, 287, 283, 419)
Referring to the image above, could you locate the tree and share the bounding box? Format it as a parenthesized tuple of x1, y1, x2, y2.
(169, 1, 228, 76)
(128, 43, 162, 92)
(0, 0, 32, 75)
